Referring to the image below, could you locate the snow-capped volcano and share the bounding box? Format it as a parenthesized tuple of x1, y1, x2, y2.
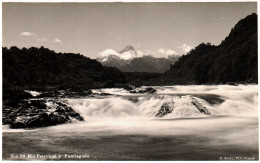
(118, 45, 138, 59)
(97, 45, 137, 62)
(98, 45, 138, 61)
(96, 45, 180, 73)
(118, 45, 138, 60)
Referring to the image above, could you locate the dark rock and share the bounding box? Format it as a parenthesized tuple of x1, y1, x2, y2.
(4, 88, 93, 100)
(3, 99, 84, 129)
(143, 87, 156, 93)
(37, 89, 92, 98)
(38, 90, 60, 98)
(84, 90, 93, 95)
(127, 97, 139, 103)
(55, 109, 65, 114)
(3, 89, 33, 101)
(10, 113, 69, 129)
(191, 98, 211, 115)
(130, 90, 137, 93)
(29, 100, 46, 109)
(130, 87, 157, 94)
(123, 85, 135, 91)
(226, 82, 238, 86)
(114, 83, 136, 90)
(55, 106, 66, 113)
(100, 93, 112, 96)
(58, 89, 92, 98)
(69, 112, 84, 121)
(156, 102, 174, 117)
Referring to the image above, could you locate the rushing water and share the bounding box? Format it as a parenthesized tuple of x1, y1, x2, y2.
(2, 85, 258, 160)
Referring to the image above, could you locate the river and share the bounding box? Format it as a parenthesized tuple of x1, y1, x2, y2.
(2, 85, 258, 160)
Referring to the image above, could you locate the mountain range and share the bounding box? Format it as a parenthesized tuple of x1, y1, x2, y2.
(97, 45, 179, 73)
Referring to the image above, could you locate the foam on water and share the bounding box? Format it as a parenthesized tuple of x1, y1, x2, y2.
(68, 97, 143, 121)
(62, 85, 258, 149)
(68, 85, 258, 120)
(4, 85, 258, 137)
(24, 90, 42, 97)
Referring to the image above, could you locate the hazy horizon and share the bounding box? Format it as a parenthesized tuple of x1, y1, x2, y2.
(2, 2, 257, 58)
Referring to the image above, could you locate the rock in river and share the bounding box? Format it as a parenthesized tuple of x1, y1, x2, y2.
(3, 99, 84, 129)
(130, 87, 157, 94)
(156, 101, 175, 117)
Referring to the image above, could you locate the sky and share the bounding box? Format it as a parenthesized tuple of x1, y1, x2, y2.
(2, 2, 257, 58)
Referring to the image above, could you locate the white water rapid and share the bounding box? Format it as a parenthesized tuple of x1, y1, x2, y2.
(2, 85, 258, 160)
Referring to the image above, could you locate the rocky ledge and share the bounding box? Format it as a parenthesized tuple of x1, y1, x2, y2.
(191, 97, 211, 115)
(3, 88, 93, 100)
(3, 99, 84, 129)
(2, 87, 117, 129)
(156, 101, 175, 117)
(129, 87, 157, 94)
(155, 95, 211, 118)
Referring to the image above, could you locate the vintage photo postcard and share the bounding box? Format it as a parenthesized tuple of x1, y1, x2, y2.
(1, 1, 258, 161)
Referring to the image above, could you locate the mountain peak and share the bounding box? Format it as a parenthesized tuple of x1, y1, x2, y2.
(119, 45, 136, 54)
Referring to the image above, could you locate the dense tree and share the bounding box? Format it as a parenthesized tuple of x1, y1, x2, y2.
(164, 13, 258, 84)
(3, 46, 126, 90)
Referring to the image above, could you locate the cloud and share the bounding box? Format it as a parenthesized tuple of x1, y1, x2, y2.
(100, 49, 119, 57)
(180, 44, 194, 53)
(54, 38, 62, 43)
(20, 32, 36, 36)
(136, 50, 144, 57)
(100, 49, 144, 60)
(100, 48, 179, 60)
(157, 48, 177, 57)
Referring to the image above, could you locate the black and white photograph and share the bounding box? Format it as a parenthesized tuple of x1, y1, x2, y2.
(1, 1, 258, 161)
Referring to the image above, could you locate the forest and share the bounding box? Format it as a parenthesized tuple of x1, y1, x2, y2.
(2, 46, 126, 91)
(164, 13, 257, 84)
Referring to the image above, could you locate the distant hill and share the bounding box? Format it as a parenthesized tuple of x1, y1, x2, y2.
(97, 55, 132, 70)
(2, 46, 126, 90)
(122, 55, 178, 73)
(97, 45, 179, 73)
(164, 13, 258, 84)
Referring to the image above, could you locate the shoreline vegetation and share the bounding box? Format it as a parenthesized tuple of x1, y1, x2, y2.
(2, 13, 258, 129)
